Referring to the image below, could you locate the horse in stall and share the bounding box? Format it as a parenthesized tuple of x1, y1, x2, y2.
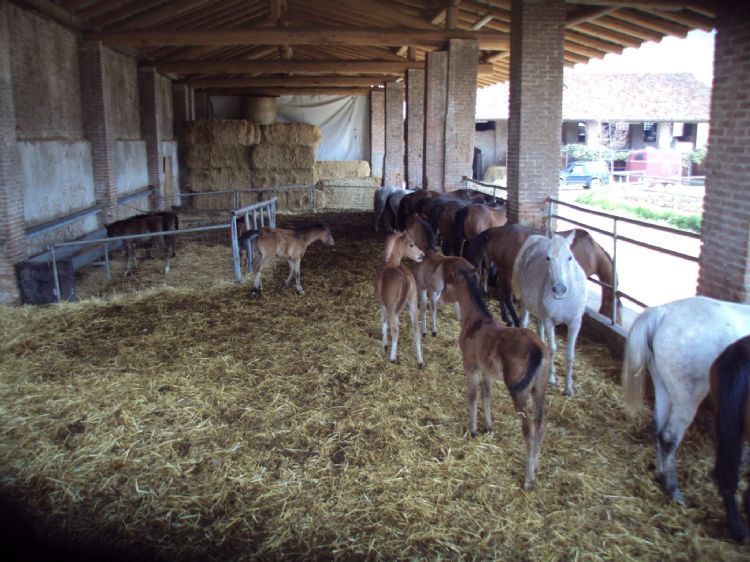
(375, 232, 425, 367)
(467, 224, 623, 327)
(239, 222, 334, 296)
(512, 232, 588, 397)
(405, 213, 474, 337)
(105, 212, 177, 275)
(374, 187, 412, 232)
(440, 267, 549, 490)
(396, 190, 440, 231)
(435, 200, 473, 255)
(379, 189, 414, 232)
(452, 201, 507, 257)
(622, 296, 750, 504)
(710, 334, 750, 542)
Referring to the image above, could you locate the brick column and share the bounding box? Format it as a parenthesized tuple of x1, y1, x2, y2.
(194, 90, 209, 120)
(0, 0, 25, 305)
(444, 39, 479, 191)
(383, 81, 405, 188)
(424, 51, 447, 192)
(406, 69, 425, 189)
(172, 83, 191, 139)
(697, 1, 750, 302)
(138, 67, 164, 202)
(507, 0, 565, 228)
(79, 40, 118, 225)
(370, 90, 385, 181)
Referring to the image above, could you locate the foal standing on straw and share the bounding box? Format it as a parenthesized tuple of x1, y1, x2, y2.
(375, 232, 425, 367)
(240, 223, 334, 296)
(441, 267, 550, 490)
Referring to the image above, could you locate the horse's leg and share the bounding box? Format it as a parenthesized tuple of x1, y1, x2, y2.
(293, 259, 304, 294)
(430, 290, 439, 337)
(407, 296, 423, 368)
(282, 258, 294, 288)
(419, 289, 428, 337)
(466, 369, 481, 437)
(657, 395, 703, 504)
(544, 319, 558, 387)
(161, 236, 170, 274)
(511, 390, 534, 489)
(563, 318, 582, 397)
(482, 376, 493, 433)
(388, 310, 399, 363)
(531, 382, 547, 480)
(720, 466, 750, 541)
(650, 372, 671, 488)
(380, 304, 389, 353)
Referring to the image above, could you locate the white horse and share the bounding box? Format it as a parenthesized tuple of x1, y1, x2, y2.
(373, 187, 413, 232)
(512, 232, 587, 397)
(622, 296, 750, 504)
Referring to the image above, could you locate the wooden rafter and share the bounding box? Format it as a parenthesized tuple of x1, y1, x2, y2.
(202, 87, 376, 96)
(186, 76, 388, 87)
(563, 0, 712, 11)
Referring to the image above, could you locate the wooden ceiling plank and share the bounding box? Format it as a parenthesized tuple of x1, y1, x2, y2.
(471, 14, 494, 30)
(14, 0, 92, 30)
(60, 0, 97, 11)
(92, 0, 165, 28)
(89, 27, 510, 50)
(564, 40, 607, 59)
(612, 9, 691, 37)
(187, 76, 388, 87)
(203, 87, 375, 95)
(336, 0, 440, 30)
(564, 30, 623, 54)
(460, 0, 510, 21)
(77, 0, 126, 21)
(269, 0, 281, 23)
(565, 6, 615, 26)
(172, 0, 250, 28)
(645, 8, 715, 32)
(594, 14, 667, 42)
(119, 0, 217, 31)
(571, 22, 643, 48)
(563, 0, 713, 11)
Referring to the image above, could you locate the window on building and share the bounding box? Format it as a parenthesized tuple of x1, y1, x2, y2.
(643, 122, 657, 143)
(577, 122, 586, 143)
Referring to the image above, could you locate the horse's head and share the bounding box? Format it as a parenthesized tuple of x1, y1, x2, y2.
(546, 231, 577, 300)
(321, 225, 335, 246)
(403, 234, 425, 263)
(384, 233, 424, 264)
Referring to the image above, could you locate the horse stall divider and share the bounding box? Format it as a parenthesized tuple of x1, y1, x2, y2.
(230, 197, 277, 281)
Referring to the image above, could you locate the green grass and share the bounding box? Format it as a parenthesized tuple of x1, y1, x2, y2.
(575, 193, 702, 233)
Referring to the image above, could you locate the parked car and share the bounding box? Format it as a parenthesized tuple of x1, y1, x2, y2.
(625, 147, 683, 187)
(559, 160, 610, 189)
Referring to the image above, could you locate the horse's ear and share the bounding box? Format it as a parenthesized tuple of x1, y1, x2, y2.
(564, 230, 576, 247)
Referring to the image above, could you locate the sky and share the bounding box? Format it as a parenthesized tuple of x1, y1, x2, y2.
(568, 29, 715, 85)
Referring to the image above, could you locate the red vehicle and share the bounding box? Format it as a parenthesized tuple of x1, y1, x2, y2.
(625, 147, 683, 186)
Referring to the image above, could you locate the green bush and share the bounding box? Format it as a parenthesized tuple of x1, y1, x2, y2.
(561, 144, 628, 164)
(575, 193, 701, 233)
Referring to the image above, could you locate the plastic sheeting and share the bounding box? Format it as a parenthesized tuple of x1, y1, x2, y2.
(276, 95, 370, 161)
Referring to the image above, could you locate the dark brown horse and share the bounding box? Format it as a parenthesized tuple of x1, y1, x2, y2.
(452, 202, 507, 256)
(396, 190, 440, 231)
(467, 224, 622, 326)
(710, 334, 750, 541)
(440, 267, 549, 490)
(105, 211, 178, 275)
(240, 223, 334, 295)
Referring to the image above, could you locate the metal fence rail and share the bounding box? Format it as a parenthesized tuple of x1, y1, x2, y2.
(230, 198, 277, 281)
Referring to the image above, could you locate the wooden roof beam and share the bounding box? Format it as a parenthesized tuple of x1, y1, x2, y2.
(186, 76, 388, 88)
(646, 8, 715, 31)
(203, 87, 376, 96)
(563, 0, 713, 11)
(88, 27, 509, 50)
(565, 6, 615, 26)
(610, 9, 691, 38)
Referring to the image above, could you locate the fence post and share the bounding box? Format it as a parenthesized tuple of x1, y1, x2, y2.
(545, 198, 553, 237)
(104, 244, 111, 280)
(48, 244, 62, 303)
(611, 218, 619, 326)
(271, 198, 277, 227)
(230, 212, 242, 282)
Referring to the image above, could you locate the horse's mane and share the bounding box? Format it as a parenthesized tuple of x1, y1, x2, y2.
(465, 227, 496, 267)
(413, 214, 437, 251)
(293, 222, 328, 236)
(459, 268, 493, 320)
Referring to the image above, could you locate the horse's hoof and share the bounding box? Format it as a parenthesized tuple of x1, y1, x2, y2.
(669, 489, 686, 505)
(431, 331, 437, 337)
(417, 362, 424, 370)
(297, 289, 305, 295)
(470, 431, 478, 439)
(421, 332, 427, 338)
(563, 388, 574, 398)
(523, 480, 534, 491)
(654, 473, 666, 488)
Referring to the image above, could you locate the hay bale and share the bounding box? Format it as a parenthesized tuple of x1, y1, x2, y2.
(251, 144, 316, 170)
(185, 145, 252, 169)
(260, 123, 322, 146)
(186, 168, 253, 192)
(484, 165, 507, 186)
(252, 168, 316, 188)
(315, 161, 371, 182)
(184, 119, 261, 146)
(186, 190, 236, 211)
(316, 176, 381, 188)
(315, 184, 379, 210)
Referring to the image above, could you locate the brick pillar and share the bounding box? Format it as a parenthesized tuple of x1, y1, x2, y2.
(0, 0, 25, 305)
(507, 0, 565, 228)
(194, 90, 209, 120)
(172, 83, 191, 139)
(138, 67, 164, 203)
(406, 69, 425, 189)
(370, 90, 385, 181)
(697, 1, 750, 302)
(424, 51, 447, 192)
(383, 81, 405, 188)
(444, 39, 478, 191)
(79, 40, 118, 225)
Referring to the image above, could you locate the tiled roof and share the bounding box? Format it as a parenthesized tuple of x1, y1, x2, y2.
(476, 73, 711, 122)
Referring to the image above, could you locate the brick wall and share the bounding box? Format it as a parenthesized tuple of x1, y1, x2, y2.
(370, 90, 385, 180)
(406, 69, 425, 189)
(80, 40, 117, 225)
(0, 0, 24, 305)
(383, 81, 405, 187)
(138, 67, 164, 201)
(424, 51, 447, 192)
(697, 2, 750, 302)
(444, 39, 479, 191)
(507, 0, 565, 228)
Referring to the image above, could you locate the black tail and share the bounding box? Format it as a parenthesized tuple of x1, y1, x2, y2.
(508, 345, 543, 394)
(465, 228, 494, 268)
(452, 206, 470, 256)
(714, 340, 750, 494)
(239, 229, 261, 247)
(397, 198, 409, 231)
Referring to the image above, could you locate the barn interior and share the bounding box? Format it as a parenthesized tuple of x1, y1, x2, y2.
(2, 0, 750, 560)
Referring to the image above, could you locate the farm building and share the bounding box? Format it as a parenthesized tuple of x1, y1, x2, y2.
(2, 0, 750, 560)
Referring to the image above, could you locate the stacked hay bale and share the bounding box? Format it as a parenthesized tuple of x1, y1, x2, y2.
(252, 123, 322, 212)
(314, 160, 381, 210)
(184, 120, 260, 210)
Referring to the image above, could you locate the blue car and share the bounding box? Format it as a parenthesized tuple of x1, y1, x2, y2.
(559, 160, 610, 189)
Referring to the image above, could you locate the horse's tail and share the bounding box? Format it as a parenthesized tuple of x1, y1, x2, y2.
(465, 228, 493, 268)
(713, 338, 750, 494)
(452, 206, 470, 256)
(508, 344, 544, 394)
(397, 197, 409, 231)
(239, 229, 261, 247)
(622, 305, 665, 416)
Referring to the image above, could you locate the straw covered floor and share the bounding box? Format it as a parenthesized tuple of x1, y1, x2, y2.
(0, 212, 746, 561)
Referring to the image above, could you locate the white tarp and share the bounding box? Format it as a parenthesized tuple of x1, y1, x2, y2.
(276, 95, 370, 161)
